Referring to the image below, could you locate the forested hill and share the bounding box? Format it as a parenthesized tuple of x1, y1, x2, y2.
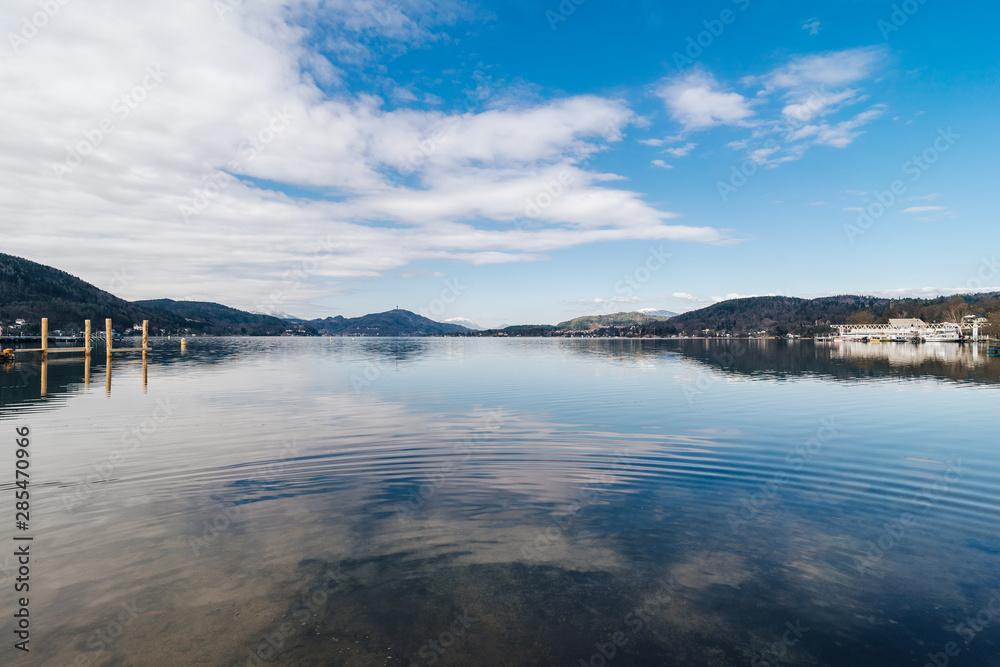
(307, 310, 470, 336)
(658, 294, 1000, 337)
(134, 299, 315, 336)
(0, 253, 310, 335)
(0, 252, 186, 333)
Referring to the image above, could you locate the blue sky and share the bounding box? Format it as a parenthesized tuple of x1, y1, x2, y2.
(2, 0, 998, 327)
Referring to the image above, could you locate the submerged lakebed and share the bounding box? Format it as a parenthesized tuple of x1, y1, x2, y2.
(1, 337, 999, 666)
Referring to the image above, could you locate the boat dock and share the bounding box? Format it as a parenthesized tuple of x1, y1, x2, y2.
(2, 318, 152, 396)
(825, 316, 988, 342)
(4, 318, 149, 357)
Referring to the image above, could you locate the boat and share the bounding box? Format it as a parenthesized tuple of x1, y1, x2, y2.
(922, 329, 962, 343)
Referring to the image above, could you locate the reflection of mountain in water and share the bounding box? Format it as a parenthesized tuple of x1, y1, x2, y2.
(562, 338, 1000, 384)
(356, 338, 430, 364)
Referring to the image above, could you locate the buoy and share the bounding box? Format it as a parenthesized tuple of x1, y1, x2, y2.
(180, 338, 186, 346)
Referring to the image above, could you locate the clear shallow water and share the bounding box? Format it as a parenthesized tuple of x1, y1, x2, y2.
(1, 338, 999, 666)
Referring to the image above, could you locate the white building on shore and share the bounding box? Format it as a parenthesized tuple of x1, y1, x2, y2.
(828, 315, 987, 342)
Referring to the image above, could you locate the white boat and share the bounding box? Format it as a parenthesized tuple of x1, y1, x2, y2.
(922, 328, 962, 342)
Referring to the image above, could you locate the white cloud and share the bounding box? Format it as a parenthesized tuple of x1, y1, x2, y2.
(786, 105, 887, 148)
(638, 138, 664, 147)
(663, 142, 696, 158)
(650, 159, 673, 169)
(903, 206, 946, 214)
(0, 0, 727, 316)
(710, 292, 776, 302)
(710, 48, 888, 167)
(672, 292, 702, 301)
(765, 47, 885, 94)
(571, 296, 642, 305)
(802, 18, 821, 35)
(654, 71, 753, 131)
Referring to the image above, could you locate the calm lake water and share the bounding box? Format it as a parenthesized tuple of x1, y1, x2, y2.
(2, 338, 999, 666)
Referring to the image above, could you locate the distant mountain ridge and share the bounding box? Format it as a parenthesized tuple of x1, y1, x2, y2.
(443, 317, 482, 330)
(306, 309, 470, 336)
(5, 252, 999, 338)
(135, 299, 315, 336)
(556, 311, 674, 331)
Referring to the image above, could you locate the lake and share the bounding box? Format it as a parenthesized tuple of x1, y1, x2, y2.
(2, 338, 999, 666)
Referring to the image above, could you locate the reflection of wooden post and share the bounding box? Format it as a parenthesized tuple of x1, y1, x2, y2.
(142, 320, 148, 350)
(142, 351, 148, 391)
(105, 319, 113, 358)
(84, 353, 90, 387)
(85, 320, 91, 356)
(40, 357, 47, 397)
(41, 318, 48, 359)
(105, 360, 111, 396)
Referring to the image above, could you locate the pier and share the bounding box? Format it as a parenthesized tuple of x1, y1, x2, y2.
(2, 318, 152, 396)
(3, 318, 149, 357)
(826, 316, 988, 342)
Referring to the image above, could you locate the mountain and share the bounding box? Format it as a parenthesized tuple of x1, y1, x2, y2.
(0, 252, 187, 333)
(637, 308, 678, 317)
(443, 317, 482, 330)
(307, 309, 471, 336)
(251, 308, 301, 320)
(654, 294, 1000, 337)
(135, 299, 316, 336)
(556, 311, 674, 331)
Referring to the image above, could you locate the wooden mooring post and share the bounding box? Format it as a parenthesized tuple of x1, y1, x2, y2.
(8, 317, 155, 396)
